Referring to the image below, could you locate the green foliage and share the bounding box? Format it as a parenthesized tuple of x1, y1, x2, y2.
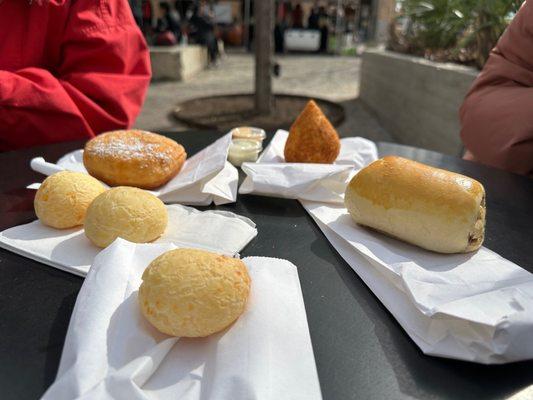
(391, 0, 522, 68)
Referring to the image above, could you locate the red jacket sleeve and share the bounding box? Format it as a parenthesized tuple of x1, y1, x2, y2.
(0, 0, 151, 151)
(459, 1, 533, 177)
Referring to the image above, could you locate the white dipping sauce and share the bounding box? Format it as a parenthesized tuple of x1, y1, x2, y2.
(228, 139, 262, 167)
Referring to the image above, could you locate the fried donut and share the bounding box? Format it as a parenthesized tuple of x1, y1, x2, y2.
(83, 130, 187, 189)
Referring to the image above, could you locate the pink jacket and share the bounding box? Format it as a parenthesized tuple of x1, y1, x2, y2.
(460, 1, 533, 177)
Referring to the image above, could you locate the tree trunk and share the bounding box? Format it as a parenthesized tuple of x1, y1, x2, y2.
(254, 0, 274, 114)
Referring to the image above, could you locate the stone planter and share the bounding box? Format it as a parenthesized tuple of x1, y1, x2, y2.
(150, 45, 208, 81)
(360, 49, 479, 156)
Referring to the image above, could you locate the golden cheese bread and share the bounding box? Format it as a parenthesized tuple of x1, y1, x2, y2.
(83, 130, 187, 189)
(84, 187, 167, 248)
(344, 156, 486, 253)
(284, 100, 340, 164)
(34, 171, 106, 229)
(139, 248, 251, 337)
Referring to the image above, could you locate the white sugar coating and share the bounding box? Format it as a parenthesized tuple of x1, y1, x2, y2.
(83, 130, 187, 188)
(89, 133, 173, 164)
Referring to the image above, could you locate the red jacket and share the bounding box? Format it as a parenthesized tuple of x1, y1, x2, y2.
(460, 1, 533, 177)
(0, 0, 151, 151)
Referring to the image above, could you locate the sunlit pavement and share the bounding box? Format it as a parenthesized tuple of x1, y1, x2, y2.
(135, 51, 392, 142)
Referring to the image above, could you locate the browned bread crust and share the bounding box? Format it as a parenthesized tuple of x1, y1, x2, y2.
(284, 100, 340, 164)
(345, 156, 486, 253)
(83, 130, 186, 189)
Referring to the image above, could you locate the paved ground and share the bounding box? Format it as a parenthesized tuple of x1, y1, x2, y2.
(135, 52, 392, 142)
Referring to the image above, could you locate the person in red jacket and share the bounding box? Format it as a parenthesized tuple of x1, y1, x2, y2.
(460, 1, 533, 177)
(0, 0, 151, 151)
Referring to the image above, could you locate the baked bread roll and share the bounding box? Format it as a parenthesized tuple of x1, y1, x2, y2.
(284, 100, 340, 164)
(34, 171, 106, 229)
(83, 130, 187, 189)
(84, 187, 167, 248)
(139, 248, 251, 337)
(345, 156, 486, 253)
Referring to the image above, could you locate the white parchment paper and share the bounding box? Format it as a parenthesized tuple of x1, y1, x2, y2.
(30, 133, 237, 206)
(238, 130, 533, 364)
(304, 202, 533, 364)
(41, 239, 322, 400)
(239, 130, 377, 203)
(0, 205, 257, 277)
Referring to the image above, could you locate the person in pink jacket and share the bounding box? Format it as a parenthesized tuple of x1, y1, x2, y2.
(460, 1, 533, 177)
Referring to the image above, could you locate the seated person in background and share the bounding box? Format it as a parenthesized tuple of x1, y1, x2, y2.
(460, 1, 533, 177)
(0, 0, 151, 152)
(156, 2, 181, 44)
(189, 3, 219, 65)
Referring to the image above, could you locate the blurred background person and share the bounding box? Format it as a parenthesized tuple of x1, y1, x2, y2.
(292, 3, 304, 29)
(275, 0, 290, 53)
(175, 0, 193, 19)
(189, 1, 219, 66)
(0, 0, 151, 151)
(129, 0, 143, 27)
(318, 6, 329, 53)
(460, 0, 533, 177)
(141, 0, 154, 36)
(308, 5, 320, 30)
(155, 1, 181, 45)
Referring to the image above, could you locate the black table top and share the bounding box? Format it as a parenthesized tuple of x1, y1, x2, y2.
(1, 131, 532, 400)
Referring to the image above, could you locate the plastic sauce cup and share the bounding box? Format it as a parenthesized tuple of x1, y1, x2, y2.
(228, 139, 263, 167)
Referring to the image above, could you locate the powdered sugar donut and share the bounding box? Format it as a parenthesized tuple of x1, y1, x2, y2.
(83, 130, 187, 189)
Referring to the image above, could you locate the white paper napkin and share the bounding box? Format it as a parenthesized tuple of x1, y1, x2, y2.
(0, 205, 257, 277)
(30, 133, 237, 206)
(239, 130, 378, 203)
(303, 201, 533, 364)
(237, 130, 533, 363)
(41, 239, 322, 400)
